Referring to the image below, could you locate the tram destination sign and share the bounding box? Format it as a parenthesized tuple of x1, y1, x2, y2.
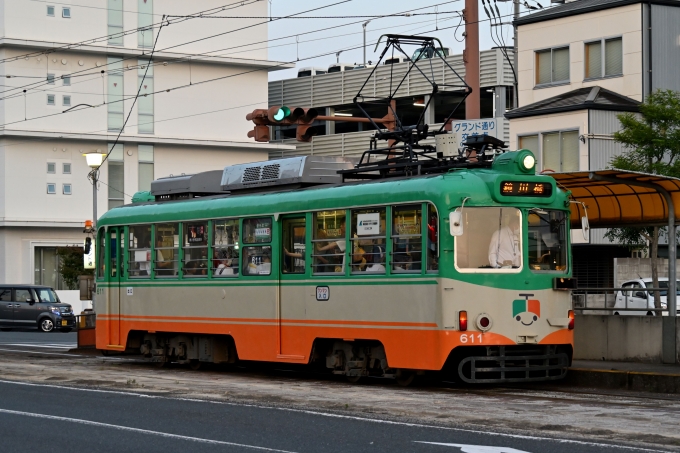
(500, 181, 553, 197)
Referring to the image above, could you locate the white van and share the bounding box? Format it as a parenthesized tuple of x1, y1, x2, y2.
(327, 63, 354, 74)
(613, 278, 680, 315)
(297, 67, 327, 78)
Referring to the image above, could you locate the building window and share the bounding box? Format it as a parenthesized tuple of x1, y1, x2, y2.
(519, 135, 539, 156)
(138, 59, 154, 133)
(63, 184, 72, 195)
(47, 5, 55, 16)
(107, 57, 124, 131)
(47, 94, 55, 105)
(34, 247, 67, 290)
(107, 0, 123, 46)
(47, 162, 56, 173)
(62, 75, 71, 86)
(46, 73, 55, 84)
(535, 46, 569, 86)
(585, 37, 623, 79)
(62, 7, 71, 18)
(542, 130, 579, 172)
(108, 143, 125, 209)
(63, 163, 71, 174)
(138, 0, 153, 48)
(47, 183, 56, 194)
(62, 95, 71, 106)
(138, 145, 154, 191)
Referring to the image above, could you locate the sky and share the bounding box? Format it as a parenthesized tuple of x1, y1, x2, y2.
(265, 0, 543, 81)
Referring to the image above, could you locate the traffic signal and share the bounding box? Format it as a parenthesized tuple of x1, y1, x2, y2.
(294, 107, 319, 142)
(246, 109, 270, 142)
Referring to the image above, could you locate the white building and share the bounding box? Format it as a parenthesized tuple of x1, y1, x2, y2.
(0, 0, 293, 289)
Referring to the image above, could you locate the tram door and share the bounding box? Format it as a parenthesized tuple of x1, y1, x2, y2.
(107, 227, 124, 346)
(278, 215, 307, 359)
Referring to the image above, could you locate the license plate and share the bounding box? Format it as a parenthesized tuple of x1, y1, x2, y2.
(61, 320, 67, 326)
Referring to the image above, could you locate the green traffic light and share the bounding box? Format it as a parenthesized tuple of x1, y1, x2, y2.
(274, 106, 291, 121)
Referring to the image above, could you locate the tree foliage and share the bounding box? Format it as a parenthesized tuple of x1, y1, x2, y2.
(605, 90, 680, 307)
(57, 247, 94, 291)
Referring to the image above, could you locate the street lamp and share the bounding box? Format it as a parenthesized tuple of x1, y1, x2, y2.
(362, 20, 372, 66)
(83, 151, 105, 228)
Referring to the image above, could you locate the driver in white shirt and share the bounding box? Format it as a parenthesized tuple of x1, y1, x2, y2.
(488, 215, 521, 268)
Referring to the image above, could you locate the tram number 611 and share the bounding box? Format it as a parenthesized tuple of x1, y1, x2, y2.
(460, 333, 483, 344)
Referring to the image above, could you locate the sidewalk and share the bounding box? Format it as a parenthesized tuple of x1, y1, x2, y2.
(566, 360, 680, 393)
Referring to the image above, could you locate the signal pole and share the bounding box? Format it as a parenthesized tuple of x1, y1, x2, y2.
(464, 0, 480, 119)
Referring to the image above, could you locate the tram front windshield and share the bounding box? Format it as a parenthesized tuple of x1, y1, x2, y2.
(528, 209, 567, 272)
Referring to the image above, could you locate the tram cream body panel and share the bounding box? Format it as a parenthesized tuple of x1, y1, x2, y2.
(441, 278, 572, 340)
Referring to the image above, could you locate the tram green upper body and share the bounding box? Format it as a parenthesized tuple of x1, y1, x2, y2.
(97, 151, 571, 291)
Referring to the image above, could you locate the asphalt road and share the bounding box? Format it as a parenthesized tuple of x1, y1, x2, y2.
(0, 379, 669, 453)
(0, 328, 76, 355)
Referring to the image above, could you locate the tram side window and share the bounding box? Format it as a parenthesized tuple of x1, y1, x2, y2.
(351, 207, 386, 273)
(392, 205, 422, 273)
(110, 230, 118, 278)
(128, 225, 151, 278)
(213, 219, 239, 277)
(312, 210, 346, 274)
(155, 223, 179, 277)
(97, 228, 106, 278)
(455, 207, 522, 272)
(282, 217, 306, 274)
(183, 222, 208, 277)
(243, 217, 272, 244)
(528, 210, 567, 272)
(427, 203, 439, 272)
(243, 246, 272, 276)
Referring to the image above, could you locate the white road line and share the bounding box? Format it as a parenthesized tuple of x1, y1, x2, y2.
(0, 380, 671, 453)
(0, 348, 81, 357)
(0, 343, 76, 349)
(0, 408, 297, 453)
(415, 442, 531, 452)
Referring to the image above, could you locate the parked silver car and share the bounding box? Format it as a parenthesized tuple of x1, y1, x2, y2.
(614, 278, 680, 316)
(0, 285, 75, 332)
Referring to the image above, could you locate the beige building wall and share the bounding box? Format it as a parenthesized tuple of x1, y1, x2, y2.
(509, 110, 588, 171)
(517, 4, 643, 107)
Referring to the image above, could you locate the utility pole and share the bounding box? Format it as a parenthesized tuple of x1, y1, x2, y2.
(513, 0, 520, 109)
(464, 0, 480, 119)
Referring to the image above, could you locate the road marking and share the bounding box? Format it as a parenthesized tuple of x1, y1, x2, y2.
(415, 442, 531, 452)
(0, 380, 670, 453)
(0, 348, 81, 357)
(0, 343, 76, 349)
(0, 408, 297, 453)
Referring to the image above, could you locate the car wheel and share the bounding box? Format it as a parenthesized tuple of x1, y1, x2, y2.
(39, 318, 54, 332)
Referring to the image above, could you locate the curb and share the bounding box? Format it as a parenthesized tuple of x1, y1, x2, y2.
(566, 367, 680, 393)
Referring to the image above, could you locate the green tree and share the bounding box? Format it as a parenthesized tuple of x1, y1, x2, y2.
(605, 90, 680, 309)
(56, 246, 94, 290)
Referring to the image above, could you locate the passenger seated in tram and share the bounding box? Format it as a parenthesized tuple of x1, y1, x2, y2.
(488, 214, 521, 268)
(155, 236, 175, 275)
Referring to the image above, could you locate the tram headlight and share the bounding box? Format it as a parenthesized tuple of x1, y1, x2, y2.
(522, 154, 535, 171)
(568, 310, 575, 330)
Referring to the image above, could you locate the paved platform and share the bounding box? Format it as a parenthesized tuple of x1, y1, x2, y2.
(567, 360, 680, 393)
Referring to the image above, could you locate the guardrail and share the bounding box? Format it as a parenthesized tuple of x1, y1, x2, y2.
(75, 312, 96, 348)
(572, 287, 671, 314)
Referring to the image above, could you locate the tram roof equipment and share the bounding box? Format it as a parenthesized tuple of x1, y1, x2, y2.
(150, 170, 225, 200)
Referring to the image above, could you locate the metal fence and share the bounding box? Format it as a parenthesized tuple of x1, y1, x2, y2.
(572, 287, 669, 314)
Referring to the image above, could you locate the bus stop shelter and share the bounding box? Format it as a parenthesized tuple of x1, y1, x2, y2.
(550, 170, 680, 363)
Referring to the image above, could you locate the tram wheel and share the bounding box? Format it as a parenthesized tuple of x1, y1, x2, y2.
(346, 374, 362, 384)
(395, 370, 416, 387)
(189, 360, 203, 371)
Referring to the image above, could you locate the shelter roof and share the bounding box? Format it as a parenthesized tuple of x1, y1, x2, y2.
(504, 87, 639, 119)
(549, 170, 680, 228)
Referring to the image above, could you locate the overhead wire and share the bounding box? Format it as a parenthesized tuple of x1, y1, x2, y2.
(0, 6, 552, 131)
(0, 1, 462, 102)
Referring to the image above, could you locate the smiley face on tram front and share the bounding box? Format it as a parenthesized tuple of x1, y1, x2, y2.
(513, 298, 541, 326)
